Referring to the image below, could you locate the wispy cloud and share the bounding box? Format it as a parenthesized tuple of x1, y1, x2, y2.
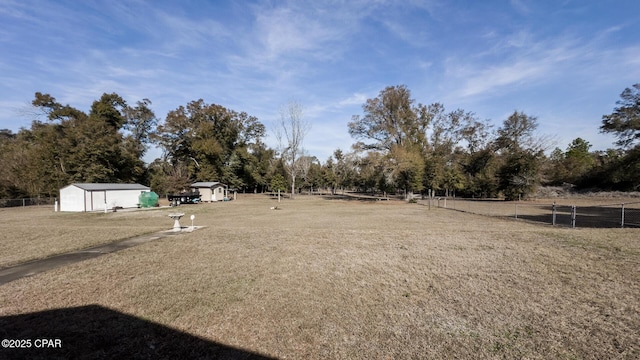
(456, 61, 547, 98)
(510, 0, 532, 14)
(255, 8, 332, 59)
(447, 32, 582, 98)
(338, 93, 369, 107)
(154, 11, 231, 50)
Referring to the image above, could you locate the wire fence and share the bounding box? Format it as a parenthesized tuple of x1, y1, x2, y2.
(0, 197, 56, 208)
(418, 198, 640, 228)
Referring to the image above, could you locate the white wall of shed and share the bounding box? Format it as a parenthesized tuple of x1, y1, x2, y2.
(212, 186, 225, 201)
(88, 190, 106, 211)
(200, 188, 213, 202)
(95, 190, 145, 210)
(59, 185, 86, 212)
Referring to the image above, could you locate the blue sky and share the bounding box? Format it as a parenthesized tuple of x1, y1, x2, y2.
(1, 0, 639, 162)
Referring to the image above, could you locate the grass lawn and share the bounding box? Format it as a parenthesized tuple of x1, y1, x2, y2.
(0, 195, 638, 359)
(0, 206, 170, 268)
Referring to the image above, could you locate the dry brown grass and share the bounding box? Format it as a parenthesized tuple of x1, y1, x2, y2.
(1, 195, 639, 359)
(421, 197, 640, 229)
(0, 206, 172, 268)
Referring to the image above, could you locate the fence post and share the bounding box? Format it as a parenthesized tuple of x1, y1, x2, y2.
(621, 203, 625, 229)
(515, 203, 518, 219)
(23, 198, 26, 207)
(571, 205, 576, 228)
(552, 202, 556, 226)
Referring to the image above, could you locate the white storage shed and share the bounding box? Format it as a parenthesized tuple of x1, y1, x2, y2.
(59, 183, 151, 212)
(191, 182, 228, 202)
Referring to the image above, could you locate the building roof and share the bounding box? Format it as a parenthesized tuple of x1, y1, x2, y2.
(68, 183, 150, 191)
(191, 182, 226, 188)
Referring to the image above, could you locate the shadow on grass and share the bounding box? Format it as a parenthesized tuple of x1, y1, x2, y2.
(440, 201, 638, 228)
(515, 205, 636, 228)
(321, 193, 399, 202)
(0, 305, 274, 360)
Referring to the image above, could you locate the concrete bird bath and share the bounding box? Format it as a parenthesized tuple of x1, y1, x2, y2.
(168, 213, 185, 232)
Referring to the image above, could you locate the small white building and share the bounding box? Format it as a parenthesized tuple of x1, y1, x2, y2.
(59, 183, 151, 212)
(191, 182, 228, 202)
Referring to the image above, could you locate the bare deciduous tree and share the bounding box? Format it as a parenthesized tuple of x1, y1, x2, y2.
(275, 101, 311, 199)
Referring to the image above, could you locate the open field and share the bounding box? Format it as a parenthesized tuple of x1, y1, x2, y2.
(1, 195, 639, 359)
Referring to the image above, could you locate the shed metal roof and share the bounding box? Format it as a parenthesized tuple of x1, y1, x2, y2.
(191, 182, 226, 188)
(69, 183, 150, 191)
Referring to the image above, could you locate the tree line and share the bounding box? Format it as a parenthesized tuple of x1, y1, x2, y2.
(344, 84, 640, 199)
(0, 84, 638, 200)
